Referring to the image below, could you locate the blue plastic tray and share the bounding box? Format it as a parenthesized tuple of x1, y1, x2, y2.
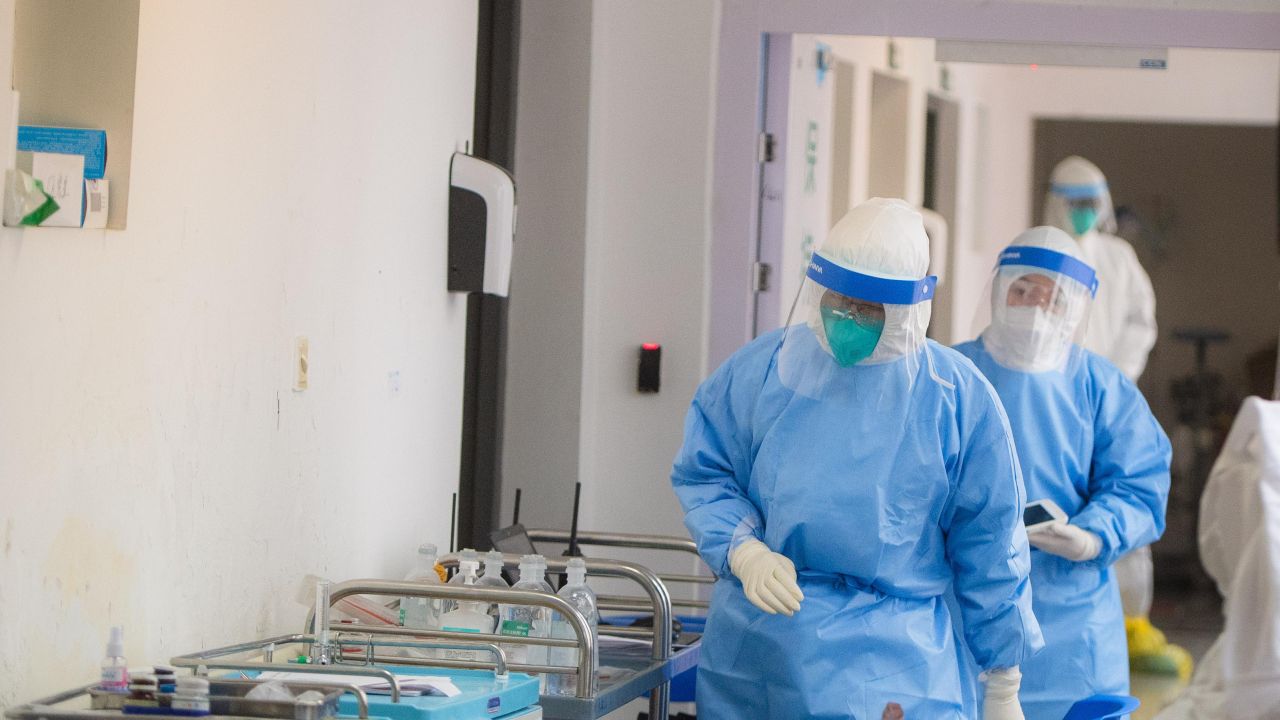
(238, 665, 539, 720)
(1063, 694, 1140, 720)
(334, 666, 539, 720)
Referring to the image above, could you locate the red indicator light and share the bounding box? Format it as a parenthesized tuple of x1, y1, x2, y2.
(642, 343, 660, 351)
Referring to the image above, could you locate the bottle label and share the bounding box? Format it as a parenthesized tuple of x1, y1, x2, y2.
(101, 667, 128, 691)
(499, 620, 531, 637)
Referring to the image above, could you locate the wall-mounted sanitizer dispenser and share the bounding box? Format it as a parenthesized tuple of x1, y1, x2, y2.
(449, 152, 515, 297)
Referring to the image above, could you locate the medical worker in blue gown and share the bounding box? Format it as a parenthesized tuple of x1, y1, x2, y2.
(671, 198, 1044, 720)
(954, 226, 1171, 720)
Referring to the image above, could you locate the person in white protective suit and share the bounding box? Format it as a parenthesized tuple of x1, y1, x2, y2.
(1044, 156, 1157, 381)
(1044, 156, 1185, 675)
(1154, 396, 1280, 719)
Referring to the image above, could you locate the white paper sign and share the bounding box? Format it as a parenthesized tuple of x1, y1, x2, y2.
(31, 151, 84, 227)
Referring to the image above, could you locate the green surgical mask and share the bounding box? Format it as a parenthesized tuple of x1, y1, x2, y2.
(820, 306, 884, 367)
(1069, 207, 1098, 236)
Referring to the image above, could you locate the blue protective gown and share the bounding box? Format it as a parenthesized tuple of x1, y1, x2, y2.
(954, 338, 1170, 720)
(672, 328, 1043, 720)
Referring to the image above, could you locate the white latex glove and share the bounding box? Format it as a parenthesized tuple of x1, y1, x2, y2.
(1028, 522, 1102, 562)
(728, 539, 803, 616)
(983, 666, 1024, 720)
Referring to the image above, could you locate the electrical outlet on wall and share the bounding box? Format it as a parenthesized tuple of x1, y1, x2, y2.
(294, 336, 309, 391)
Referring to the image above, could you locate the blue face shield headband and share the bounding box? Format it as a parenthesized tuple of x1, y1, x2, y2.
(806, 253, 937, 304)
(1050, 180, 1108, 200)
(997, 246, 1099, 297)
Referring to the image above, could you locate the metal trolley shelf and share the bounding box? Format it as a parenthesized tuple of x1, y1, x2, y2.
(5, 533, 708, 720)
(516, 529, 712, 719)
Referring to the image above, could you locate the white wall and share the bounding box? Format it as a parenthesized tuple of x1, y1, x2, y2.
(0, 0, 476, 706)
(501, 1, 593, 534)
(577, 0, 719, 546)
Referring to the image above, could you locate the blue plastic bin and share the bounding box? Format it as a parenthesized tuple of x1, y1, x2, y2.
(1063, 694, 1141, 720)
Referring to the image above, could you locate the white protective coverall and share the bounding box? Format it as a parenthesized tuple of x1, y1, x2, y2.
(1155, 396, 1280, 719)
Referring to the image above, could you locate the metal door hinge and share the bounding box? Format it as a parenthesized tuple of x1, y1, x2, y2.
(752, 262, 773, 292)
(758, 132, 776, 163)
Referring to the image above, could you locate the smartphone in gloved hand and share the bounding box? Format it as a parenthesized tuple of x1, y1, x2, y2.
(1023, 499, 1067, 534)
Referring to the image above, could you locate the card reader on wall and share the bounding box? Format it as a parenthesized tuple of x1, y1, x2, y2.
(449, 152, 516, 297)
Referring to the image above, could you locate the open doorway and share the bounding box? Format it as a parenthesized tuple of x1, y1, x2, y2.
(868, 71, 911, 199)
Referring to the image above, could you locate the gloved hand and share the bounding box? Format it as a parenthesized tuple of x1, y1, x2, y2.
(1028, 522, 1101, 562)
(728, 539, 803, 616)
(982, 666, 1024, 720)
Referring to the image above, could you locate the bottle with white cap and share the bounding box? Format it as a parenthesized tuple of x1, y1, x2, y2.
(438, 550, 493, 662)
(100, 626, 128, 693)
(477, 550, 510, 627)
(549, 557, 599, 696)
(442, 549, 480, 614)
(401, 543, 443, 630)
(498, 554, 554, 673)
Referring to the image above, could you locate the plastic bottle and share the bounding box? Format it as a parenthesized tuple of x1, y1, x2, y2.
(441, 549, 480, 614)
(549, 558, 599, 696)
(498, 554, 554, 677)
(438, 554, 494, 662)
(477, 550, 510, 627)
(100, 626, 128, 693)
(401, 543, 443, 630)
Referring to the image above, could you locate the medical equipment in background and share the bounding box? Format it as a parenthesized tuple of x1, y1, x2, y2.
(499, 555, 556, 674)
(401, 543, 445, 631)
(478, 550, 511, 627)
(549, 559, 599, 697)
(1164, 327, 1233, 586)
(6, 532, 705, 720)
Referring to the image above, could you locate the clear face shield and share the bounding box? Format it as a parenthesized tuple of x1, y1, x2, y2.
(972, 245, 1098, 375)
(1045, 181, 1115, 237)
(777, 252, 938, 403)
